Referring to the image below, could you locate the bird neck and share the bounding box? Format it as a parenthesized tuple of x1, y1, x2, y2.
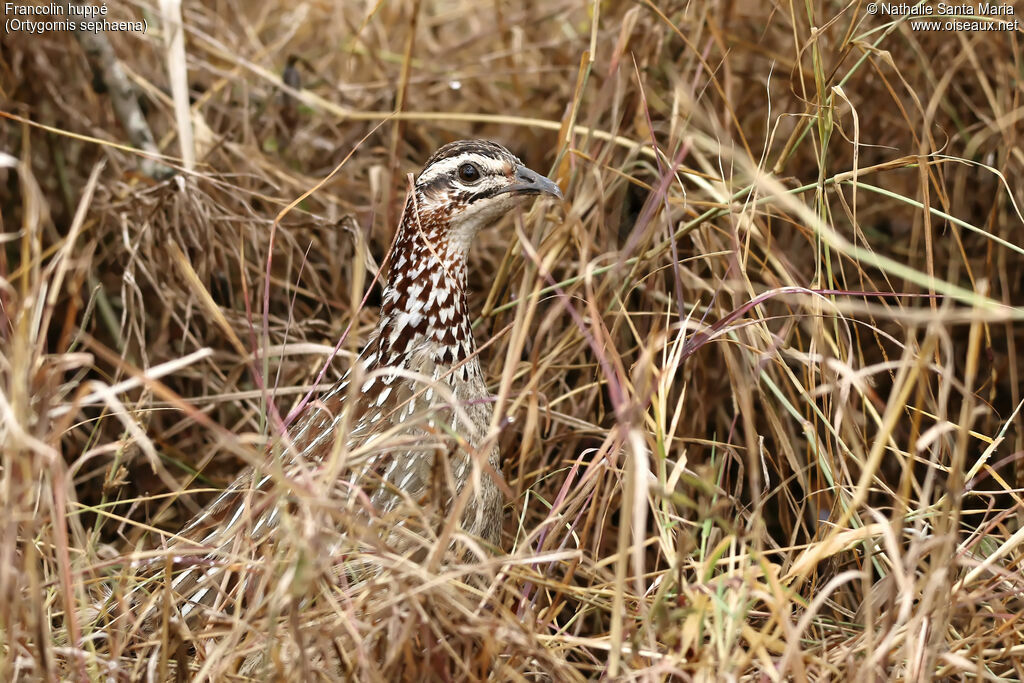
(375, 201, 476, 366)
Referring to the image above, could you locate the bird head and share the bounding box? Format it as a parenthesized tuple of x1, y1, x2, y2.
(410, 139, 562, 254)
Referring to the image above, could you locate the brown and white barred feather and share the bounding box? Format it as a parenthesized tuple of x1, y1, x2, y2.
(117, 140, 560, 633)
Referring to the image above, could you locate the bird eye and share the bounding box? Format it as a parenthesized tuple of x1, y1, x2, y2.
(457, 162, 481, 184)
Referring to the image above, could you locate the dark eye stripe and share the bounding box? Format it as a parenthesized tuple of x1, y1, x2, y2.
(417, 166, 507, 201)
(418, 175, 453, 196)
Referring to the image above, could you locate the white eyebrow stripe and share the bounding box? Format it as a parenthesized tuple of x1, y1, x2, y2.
(416, 153, 510, 185)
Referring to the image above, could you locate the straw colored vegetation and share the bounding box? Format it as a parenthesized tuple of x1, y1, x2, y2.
(2, 0, 1023, 680)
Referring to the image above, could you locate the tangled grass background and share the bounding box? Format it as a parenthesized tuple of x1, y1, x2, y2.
(2, 0, 1023, 679)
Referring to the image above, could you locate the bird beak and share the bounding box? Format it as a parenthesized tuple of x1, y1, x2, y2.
(497, 165, 563, 200)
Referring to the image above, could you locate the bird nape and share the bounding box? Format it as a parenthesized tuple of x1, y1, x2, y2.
(104, 139, 561, 662)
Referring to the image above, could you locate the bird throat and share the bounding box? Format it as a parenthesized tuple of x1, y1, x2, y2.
(374, 203, 476, 368)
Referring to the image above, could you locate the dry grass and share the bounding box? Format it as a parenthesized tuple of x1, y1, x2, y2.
(3, 0, 1024, 680)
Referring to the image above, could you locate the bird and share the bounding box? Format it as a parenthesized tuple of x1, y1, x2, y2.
(122, 139, 562, 634)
